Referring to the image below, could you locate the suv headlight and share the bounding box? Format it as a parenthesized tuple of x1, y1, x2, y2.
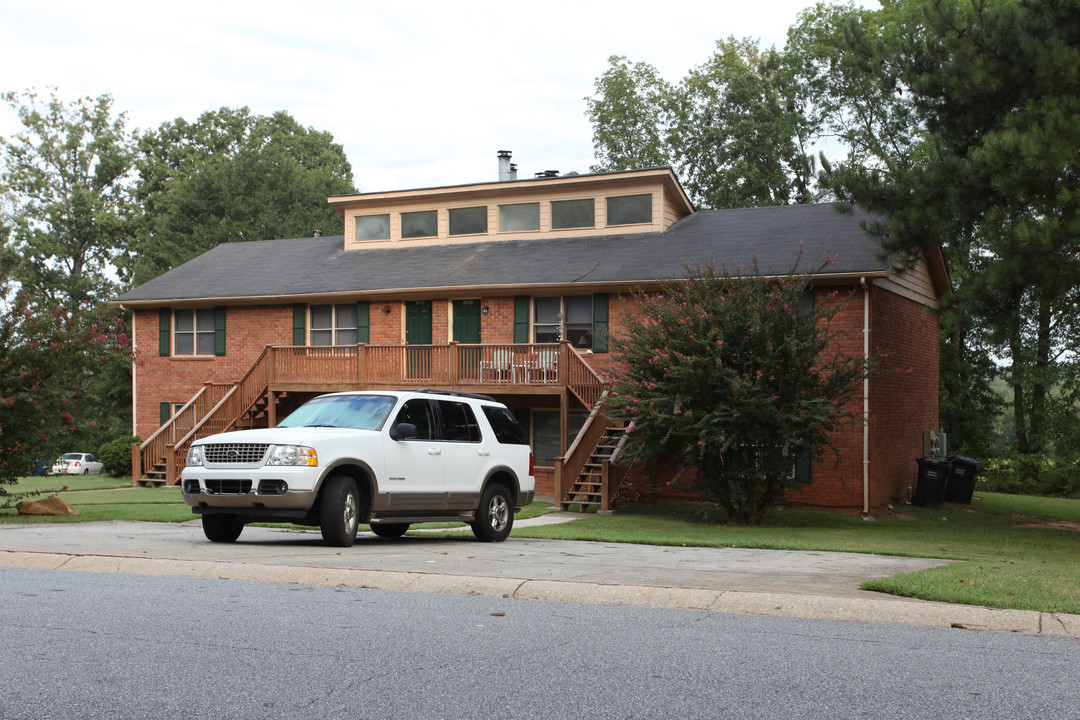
(187, 446, 205, 467)
(267, 445, 317, 466)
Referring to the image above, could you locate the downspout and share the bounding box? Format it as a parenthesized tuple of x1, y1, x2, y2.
(860, 277, 871, 519)
(130, 309, 138, 437)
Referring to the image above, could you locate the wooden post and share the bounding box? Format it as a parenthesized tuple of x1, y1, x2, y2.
(553, 457, 565, 510)
(448, 341, 458, 387)
(267, 390, 277, 427)
(165, 444, 176, 486)
(601, 459, 612, 512)
(131, 442, 141, 483)
(357, 344, 367, 385)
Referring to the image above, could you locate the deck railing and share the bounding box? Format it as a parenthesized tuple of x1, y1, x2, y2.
(138, 341, 608, 484)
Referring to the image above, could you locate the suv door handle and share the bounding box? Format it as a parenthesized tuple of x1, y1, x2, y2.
(478, 449, 491, 457)
(427, 448, 442, 456)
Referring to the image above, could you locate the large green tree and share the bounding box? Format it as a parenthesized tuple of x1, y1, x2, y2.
(821, 0, 1080, 457)
(0, 89, 134, 303)
(585, 39, 810, 208)
(125, 107, 356, 284)
(586, 56, 675, 173)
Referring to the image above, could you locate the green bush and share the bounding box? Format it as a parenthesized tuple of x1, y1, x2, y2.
(98, 436, 139, 478)
(978, 455, 1080, 498)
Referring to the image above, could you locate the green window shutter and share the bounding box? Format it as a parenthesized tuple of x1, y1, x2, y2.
(292, 304, 306, 346)
(158, 309, 171, 356)
(357, 302, 370, 344)
(592, 293, 609, 353)
(160, 402, 171, 426)
(214, 306, 226, 356)
(513, 296, 530, 344)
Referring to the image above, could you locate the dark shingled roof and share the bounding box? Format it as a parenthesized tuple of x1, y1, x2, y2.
(115, 203, 890, 305)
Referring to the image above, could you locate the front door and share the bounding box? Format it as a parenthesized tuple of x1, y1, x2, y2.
(453, 299, 482, 380)
(405, 300, 433, 380)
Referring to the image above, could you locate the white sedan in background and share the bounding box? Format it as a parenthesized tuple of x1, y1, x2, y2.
(50, 453, 104, 475)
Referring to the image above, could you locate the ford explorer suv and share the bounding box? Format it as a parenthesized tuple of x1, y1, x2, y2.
(181, 389, 535, 547)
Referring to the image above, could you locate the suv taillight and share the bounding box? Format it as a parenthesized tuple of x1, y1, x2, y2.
(529, 452, 534, 477)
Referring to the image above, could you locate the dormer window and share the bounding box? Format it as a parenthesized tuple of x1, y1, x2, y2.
(449, 206, 488, 236)
(355, 214, 390, 241)
(607, 194, 652, 226)
(551, 198, 595, 229)
(499, 202, 540, 232)
(401, 210, 437, 239)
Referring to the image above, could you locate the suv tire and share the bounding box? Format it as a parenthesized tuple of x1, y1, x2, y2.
(472, 483, 513, 542)
(203, 514, 244, 543)
(371, 523, 410, 538)
(320, 475, 360, 547)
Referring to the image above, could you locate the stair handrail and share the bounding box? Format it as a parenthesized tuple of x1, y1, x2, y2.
(561, 390, 607, 462)
(565, 344, 608, 409)
(166, 345, 275, 481)
(135, 385, 210, 481)
(555, 391, 612, 508)
(607, 420, 635, 466)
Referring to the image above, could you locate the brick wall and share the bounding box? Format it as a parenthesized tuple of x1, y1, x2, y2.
(134, 285, 938, 512)
(134, 305, 293, 439)
(866, 286, 940, 506)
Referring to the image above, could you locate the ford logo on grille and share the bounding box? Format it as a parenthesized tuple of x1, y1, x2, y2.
(226, 450, 238, 458)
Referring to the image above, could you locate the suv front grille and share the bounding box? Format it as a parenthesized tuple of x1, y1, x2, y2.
(205, 480, 252, 495)
(204, 443, 269, 464)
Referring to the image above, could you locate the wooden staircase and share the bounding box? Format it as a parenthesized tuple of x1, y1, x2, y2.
(563, 424, 630, 511)
(555, 390, 633, 512)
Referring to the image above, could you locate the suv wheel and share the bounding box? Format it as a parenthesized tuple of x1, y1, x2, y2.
(472, 484, 513, 542)
(320, 475, 360, 547)
(202, 514, 244, 543)
(371, 523, 410, 538)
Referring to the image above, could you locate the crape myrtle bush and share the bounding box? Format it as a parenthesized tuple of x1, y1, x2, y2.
(0, 276, 131, 491)
(604, 258, 868, 523)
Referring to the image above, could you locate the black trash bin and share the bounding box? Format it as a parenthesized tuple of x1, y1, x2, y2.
(913, 457, 951, 508)
(944, 455, 983, 504)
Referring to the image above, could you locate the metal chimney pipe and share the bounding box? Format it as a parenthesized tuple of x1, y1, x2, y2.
(497, 150, 517, 181)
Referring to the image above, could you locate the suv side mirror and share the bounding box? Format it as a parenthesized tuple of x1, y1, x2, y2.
(390, 422, 418, 441)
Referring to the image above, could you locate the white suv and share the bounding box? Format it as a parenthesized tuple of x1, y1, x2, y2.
(181, 389, 535, 547)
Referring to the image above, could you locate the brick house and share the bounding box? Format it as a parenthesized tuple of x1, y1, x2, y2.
(114, 156, 948, 512)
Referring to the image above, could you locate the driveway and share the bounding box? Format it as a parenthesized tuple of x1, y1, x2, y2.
(1, 518, 1076, 634)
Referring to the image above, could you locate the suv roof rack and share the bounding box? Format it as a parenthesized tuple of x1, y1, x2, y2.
(416, 388, 496, 402)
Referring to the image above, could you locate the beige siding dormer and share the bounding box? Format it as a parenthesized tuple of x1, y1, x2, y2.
(329, 168, 694, 251)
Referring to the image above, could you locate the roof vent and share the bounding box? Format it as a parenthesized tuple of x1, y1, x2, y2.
(313, 229, 322, 237)
(535, 170, 560, 179)
(497, 150, 517, 182)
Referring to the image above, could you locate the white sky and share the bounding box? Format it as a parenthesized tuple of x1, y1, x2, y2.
(1, 0, 825, 192)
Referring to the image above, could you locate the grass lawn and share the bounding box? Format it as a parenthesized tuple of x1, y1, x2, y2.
(512, 492, 1080, 615)
(3, 475, 1078, 615)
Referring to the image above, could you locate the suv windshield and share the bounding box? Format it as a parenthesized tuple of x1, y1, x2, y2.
(278, 394, 396, 431)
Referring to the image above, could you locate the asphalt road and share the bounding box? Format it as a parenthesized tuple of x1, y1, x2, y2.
(2, 567, 1078, 720)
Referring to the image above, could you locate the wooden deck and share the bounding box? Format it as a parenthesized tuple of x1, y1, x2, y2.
(136, 342, 607, 485)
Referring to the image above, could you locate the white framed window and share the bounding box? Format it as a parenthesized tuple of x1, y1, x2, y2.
(174, 308, 215, 355)
(355, 214, 390, 241)
(449, 206, 488, 235)
(607, 193, 652, 226)
(310, 304, 359, 346)
(401, 210, 437, 238)
(532, 295, 593, 349)
(499, 202, 540, 232)
(551, 198, 595, 229)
